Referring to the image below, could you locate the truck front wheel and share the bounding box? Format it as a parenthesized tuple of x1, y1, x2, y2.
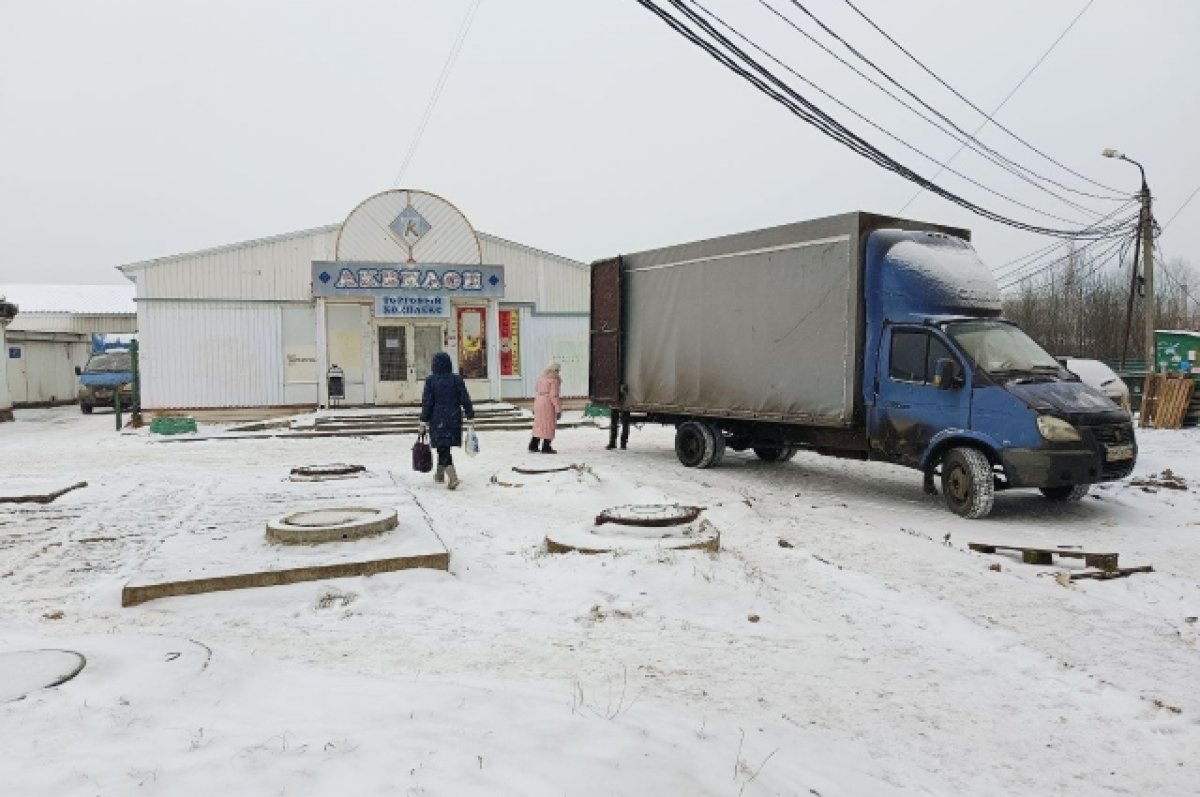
(676, 421, 721, 468)
(80, 403, 93, 415)
(940, 447, 995, 519)
(1040, 484, 1090, 501)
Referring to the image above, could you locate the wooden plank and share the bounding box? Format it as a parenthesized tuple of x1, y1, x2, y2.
(0, 481, 88, 505)
(1068, 565, 1154, 581)
(121, 552, 450, 607)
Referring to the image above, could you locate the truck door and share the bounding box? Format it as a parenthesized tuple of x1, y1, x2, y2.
(871, 327, 970, 466)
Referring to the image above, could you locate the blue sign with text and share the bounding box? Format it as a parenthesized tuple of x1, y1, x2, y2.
(312, 261, 504, 299)
(375, 295, 451, 318)
(8, 347, 19, 359)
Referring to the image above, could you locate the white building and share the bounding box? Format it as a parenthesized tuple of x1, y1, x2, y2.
(0, 284, 137, 408)
(119, 190, 590, 412)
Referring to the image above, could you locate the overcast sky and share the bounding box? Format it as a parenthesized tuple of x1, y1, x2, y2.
(2, 0, 1198, 288)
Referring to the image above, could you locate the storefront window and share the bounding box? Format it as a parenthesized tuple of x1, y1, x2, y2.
(499, 309, 521, 377)
(456, 306, 487, 379)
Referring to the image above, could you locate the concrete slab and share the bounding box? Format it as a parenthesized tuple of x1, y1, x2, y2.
(123, 497, 448, 607)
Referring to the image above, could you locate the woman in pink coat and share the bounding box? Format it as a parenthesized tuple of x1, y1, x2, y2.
(529, 362, 563, 454)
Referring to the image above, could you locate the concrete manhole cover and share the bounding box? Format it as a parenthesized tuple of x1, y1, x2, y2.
(266, 506, 398, 544)
(289, 464, 367, 482)
(595, 504, 703, 527)
(0, 649, 86, 702)
(546, 517, 720, 555)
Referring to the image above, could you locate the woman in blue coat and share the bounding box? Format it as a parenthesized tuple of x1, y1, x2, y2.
(419, 351, 475, 489)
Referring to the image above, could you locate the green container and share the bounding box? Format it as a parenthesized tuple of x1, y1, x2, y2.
(150, 416, 198, 435)
(583, 403, 611, 418)
(1154, 330, 1200, 375)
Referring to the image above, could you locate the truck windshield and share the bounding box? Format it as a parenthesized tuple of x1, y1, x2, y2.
(945, 321, 1061, 376)
(85, 352, 132, 373)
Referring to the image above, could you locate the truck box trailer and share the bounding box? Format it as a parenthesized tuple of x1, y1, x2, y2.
(589, 212, 1137, 518)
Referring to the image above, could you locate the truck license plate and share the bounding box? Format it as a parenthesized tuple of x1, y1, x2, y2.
(1105, 443, 1134, 462)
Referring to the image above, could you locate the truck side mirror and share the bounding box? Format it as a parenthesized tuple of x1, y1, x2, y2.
(933, 358, 962, 390)
(74, 366, 82, 376)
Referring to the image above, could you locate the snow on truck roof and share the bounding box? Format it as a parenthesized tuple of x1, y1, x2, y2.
(0, 283, 136, 315)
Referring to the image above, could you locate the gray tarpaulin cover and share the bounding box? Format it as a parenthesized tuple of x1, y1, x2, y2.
(623, 235, 856, 425)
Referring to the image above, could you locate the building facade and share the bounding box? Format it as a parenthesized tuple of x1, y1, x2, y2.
(119, 190, 589, 411)
(0, 285, 137, 408)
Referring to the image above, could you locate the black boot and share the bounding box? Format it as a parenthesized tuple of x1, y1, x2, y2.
(529, 437, 540, 452)
(541, 440, 557, 455)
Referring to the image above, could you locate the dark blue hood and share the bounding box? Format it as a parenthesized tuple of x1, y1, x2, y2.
(1005, 379, 1128, 423)
(431, 351, 452, 375)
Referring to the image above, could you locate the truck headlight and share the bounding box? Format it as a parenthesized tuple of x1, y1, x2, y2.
(1037, 415, 1082, 443)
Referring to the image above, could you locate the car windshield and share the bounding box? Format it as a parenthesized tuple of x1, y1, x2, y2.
(85, 352, 132, 373)
(945, 321, 1061, 376)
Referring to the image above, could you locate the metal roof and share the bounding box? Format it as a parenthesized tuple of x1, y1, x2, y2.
(0, 283, 136, 315)
(116, 224, 584, 273)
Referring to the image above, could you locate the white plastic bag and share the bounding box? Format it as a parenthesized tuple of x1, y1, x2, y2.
(464, 424, 480, 457)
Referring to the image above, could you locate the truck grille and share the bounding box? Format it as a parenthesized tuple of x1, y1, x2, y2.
(1084, 422, 1136, 479)
(1091, 422, 1135, 445)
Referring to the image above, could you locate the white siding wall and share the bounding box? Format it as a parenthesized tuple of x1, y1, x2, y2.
(133, 227, 338, 302)
(5, 336, 89, 406)
(501, 310, 589, 399)
(139, 302, 288, 408)
(481, 236, 588, 312)
(9, 312, 137, 335)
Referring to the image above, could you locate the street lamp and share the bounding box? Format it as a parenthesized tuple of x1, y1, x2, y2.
(1102, 148, 1154, 373)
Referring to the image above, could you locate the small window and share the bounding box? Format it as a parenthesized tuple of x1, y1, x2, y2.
(890, 331, 928, 382)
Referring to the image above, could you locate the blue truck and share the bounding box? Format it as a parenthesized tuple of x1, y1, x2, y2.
(588, 212, 1136, 518)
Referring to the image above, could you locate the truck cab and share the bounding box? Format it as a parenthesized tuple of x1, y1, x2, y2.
(76, 349, 133, 414)
(864, 230, 1136, 517)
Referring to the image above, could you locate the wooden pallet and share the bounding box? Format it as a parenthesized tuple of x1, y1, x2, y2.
(969, 543, 1119, 572)
(1140, 373, 1195, 429)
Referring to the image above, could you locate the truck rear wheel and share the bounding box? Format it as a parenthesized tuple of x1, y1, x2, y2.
(940, 447, 995, 519)
(676, 421, 721, 469)
(1040, 484, 1090, 501)
(754, 446, 797, 462)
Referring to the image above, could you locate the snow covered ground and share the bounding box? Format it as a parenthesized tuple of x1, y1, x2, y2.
(1, 407, 1197, 796)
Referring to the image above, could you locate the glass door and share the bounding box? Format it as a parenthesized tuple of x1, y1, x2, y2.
(374, 322, 445, 405)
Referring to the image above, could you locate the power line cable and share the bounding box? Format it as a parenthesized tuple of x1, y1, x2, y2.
(781, 0, 1126, 208)
(635, 0, 1131, 239)
(689, 0, 1101, 226)
(991, 199, 1138, 281)
(998, 231, 1130, 290)
(392, 0, 482, 186)
(838, 0, 1124, 207)
(1161, 182, 1200, 230)
(755, 0, 1118, 220)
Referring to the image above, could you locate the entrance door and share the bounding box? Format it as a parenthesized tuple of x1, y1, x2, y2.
(374, 322, 445, 404)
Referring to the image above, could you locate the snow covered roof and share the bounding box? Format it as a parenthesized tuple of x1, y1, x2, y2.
(0, 283, 136, 315)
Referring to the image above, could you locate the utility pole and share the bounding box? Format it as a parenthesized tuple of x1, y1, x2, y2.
(1102, 149, 1153, 372)
(1140, 179, 1155, 371)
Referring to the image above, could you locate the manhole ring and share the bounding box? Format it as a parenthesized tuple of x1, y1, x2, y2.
(512, 465, 576, 475)
(289, 463, 367, 481)
(0, 649, 87, 702)
(547, 518, 720, 555)
(595, 504, 703, 527)
(266, 506, 398, 544)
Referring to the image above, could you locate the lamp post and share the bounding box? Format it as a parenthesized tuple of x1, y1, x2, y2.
(0, 298, 17, 422)
(1102, 148, 1154, 372)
